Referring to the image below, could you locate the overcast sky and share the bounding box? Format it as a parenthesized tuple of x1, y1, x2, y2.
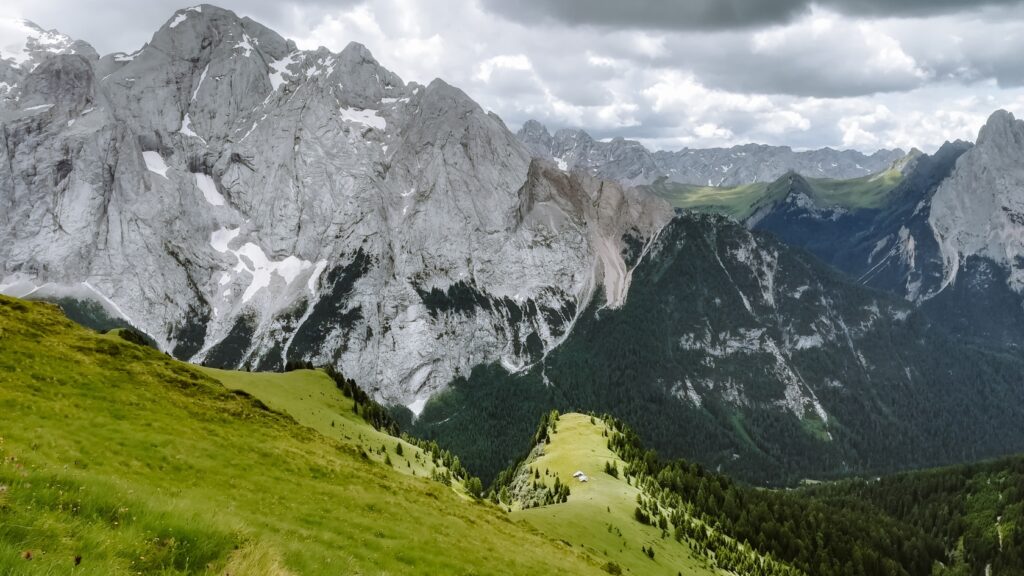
(6, 0, 1024, 152)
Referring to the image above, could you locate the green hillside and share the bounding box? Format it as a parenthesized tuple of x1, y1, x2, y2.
(502, 412, 790, 576)
(196, 367, 468, 491)
(521, 412, 1024, 576)
(0, 295, 605, 575)
(645, 168, 903, 220)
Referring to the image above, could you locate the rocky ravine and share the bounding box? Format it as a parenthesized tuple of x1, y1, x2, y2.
(518, 119, 905, 187)
(0, 5, 671, 407)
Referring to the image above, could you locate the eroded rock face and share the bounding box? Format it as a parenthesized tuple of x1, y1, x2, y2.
(930, 110, 1024, 293)
(0, 5, 671, 406)
(518, 119, 905, 187)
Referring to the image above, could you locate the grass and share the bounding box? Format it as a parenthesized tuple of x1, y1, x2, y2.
(0, 295, 606, 575)
(197, 367, 460, 490)
(645, 168, 904, 220)
(806, 169, 904, 209)
(646, 180, 770, 220)
(511, 414, 724, 576)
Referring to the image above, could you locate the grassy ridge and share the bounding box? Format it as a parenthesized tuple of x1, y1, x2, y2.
(0, 296, 604, 575)
(645, 168, 903, 220)
(510, 413, 725, 576)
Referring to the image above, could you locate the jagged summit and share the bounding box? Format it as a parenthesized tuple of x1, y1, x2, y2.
(517, 118, 906, 187)
(929, 109, 1024, 293)
(0, 4, 670, 408)
(975, 109, 1023, 151)
(0, 18, 90, 69)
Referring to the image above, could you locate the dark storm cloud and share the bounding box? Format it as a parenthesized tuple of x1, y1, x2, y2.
(479, 0, 1024, 30)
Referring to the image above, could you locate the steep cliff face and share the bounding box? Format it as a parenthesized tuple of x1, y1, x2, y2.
(414, 213, 1024, 484)
(739, 110, 1024, 348)
(930, 110, 1024, 293)
(748, 143, 968, 302)
(517, 119, 905, 187)
(0, 5, 671, 406)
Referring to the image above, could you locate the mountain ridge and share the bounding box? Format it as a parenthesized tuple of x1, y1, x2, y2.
(0, 4, 671, 408)
(517, 118, 906, 187)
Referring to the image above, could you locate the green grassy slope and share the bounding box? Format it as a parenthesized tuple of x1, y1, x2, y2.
(806, 169, 903, 209)
(510, 413, 726, 576)
(197, 367, 463, 490)
(0, 295, 605, 575)
(645, 180, 770, 220)
(645, 168, 903, 219)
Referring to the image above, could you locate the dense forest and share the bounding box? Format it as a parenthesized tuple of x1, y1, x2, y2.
(501, 412, 1024, 576)
(409, 214, 1024, 487)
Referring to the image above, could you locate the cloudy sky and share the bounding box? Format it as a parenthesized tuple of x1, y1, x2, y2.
(6, 0, 1024, 152)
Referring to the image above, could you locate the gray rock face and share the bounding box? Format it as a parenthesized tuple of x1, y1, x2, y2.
(0, 5, 671, 408)
(0, 19, 94, 106)
(517, 119, 906, 187)
(930, 110, 1024, 293)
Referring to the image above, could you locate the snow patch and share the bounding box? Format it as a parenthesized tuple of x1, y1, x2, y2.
(408, 397, 428, 417)
(234, 242, 311, 305)
(113, 50, 140, 62)
(168, 13, 188, 28)
(210, 233, 316, 304)
(307, 260, 328, 292)
(210, 227, 240, 253)
(268, 52, 299, 91)
(142, 151, 169, 179)
(0, 18, 75, 69)
(339, 106, 385, 130)
(194, 173, 225, 206)
(235, 33, 255, 58)
(178, 114, 206, 144)
(191, 64, 209, 101)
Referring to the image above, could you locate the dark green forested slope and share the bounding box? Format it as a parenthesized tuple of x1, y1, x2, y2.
(582, 414, 1024, 576)
(411, 214, 1024, 487)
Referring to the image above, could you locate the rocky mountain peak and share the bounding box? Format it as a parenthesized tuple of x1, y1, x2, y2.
(516, 119, 553, 157)
(150, 5, 290, 61)
(975, 109, 1024, 153)
(929, 109, 1024, 293)
(0, 4, 672, 408)
(516, 118, 907, 187)
(1, 18, 96, 107)
(0, 19, 88, 70)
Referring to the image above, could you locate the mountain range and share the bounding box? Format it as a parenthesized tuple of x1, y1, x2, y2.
(517, 118, 907, 186)
(3, 5, 1024, 493)
(0, 6, 669, 412)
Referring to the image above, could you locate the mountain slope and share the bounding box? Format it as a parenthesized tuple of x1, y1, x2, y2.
(502, 412, 796, 576)
(0, 5, 671, 408)
(0, 295, 609, 575)
(517, 119, 905, 187)
(642, 164, 905, 221)
(741, 111, 1024, 349)
(413, 213, 1024, 486)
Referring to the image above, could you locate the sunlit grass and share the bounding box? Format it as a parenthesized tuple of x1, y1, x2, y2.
(0, 296, 603, 575)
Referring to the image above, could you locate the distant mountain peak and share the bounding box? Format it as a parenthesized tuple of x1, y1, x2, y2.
(0, 17, 91, 71)
(516, 117, 906, 187)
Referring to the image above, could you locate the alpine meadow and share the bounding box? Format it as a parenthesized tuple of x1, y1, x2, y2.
(3, 1, 1024, 574)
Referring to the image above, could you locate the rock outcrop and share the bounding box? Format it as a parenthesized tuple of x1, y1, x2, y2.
(0, 5, 671, 407)
(930, 110, 1024, 292)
